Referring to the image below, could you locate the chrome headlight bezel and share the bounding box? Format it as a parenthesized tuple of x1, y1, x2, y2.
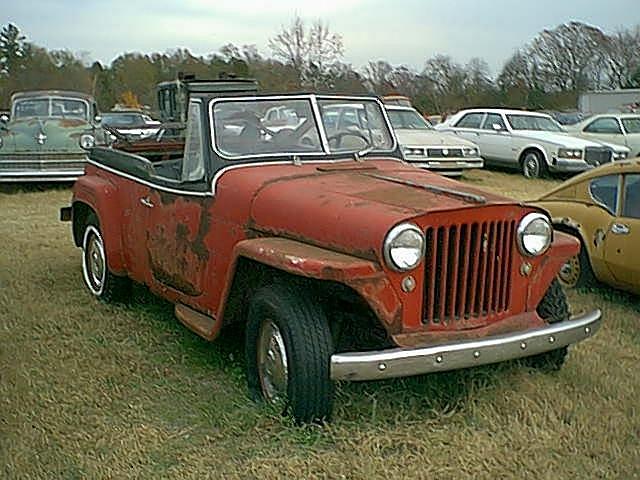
(403, 147, 424, 157)
(79, 133, 95, 150)
(383, 223, 425, 272)
(462, 146, 479, 157)
(613, 150, 628, 160)
(517, 212, 553, 257)
(557, 148, 583, 159)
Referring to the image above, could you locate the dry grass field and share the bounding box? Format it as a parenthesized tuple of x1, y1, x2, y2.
(1, 170, 639, 479)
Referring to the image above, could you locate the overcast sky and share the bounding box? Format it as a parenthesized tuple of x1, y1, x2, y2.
(5, 0, 639, 75)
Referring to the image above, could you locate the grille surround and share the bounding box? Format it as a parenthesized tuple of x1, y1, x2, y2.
(423, 219, 516, 328)
(584, 147, 612, 166)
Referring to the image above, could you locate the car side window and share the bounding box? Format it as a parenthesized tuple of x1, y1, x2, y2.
(182, 102, 205, 182)
(483, 113, 506, 131)
(622, 174, 640, 219)
(455, 112, 484, 129)
(589, 175, 619, 215)
(584, 117, 622, 134)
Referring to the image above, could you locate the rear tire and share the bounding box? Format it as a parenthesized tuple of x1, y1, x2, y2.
(524, 279, 569, 371)
(246, 282, 334, 424)
(81, 213, 130, 302)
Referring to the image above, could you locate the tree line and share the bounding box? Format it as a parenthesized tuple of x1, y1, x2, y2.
(1, 19, 639, 115)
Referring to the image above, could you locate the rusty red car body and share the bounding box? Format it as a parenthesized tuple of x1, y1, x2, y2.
(64, 90, 602, 423)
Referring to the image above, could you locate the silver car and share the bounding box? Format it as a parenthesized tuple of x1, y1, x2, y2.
(385, 105, 482, 176)
(437, 108, 629, 178)
(568, 113, 640, 158)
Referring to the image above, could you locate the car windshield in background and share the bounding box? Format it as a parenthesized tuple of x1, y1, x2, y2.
(622, 117, 640, 134)
(212, 96, 394, 159)
(507, 114, 564, 131)
(387, 109, 433, 130)
(102, 113, 145, 127)
(13, 97, 88, 120)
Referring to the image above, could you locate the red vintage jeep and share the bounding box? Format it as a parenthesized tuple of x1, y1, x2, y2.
(63, 88, 602, 423)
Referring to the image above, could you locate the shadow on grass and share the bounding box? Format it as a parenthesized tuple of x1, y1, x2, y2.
(100, 283, 564, 428)
(0, 182, 74, 195)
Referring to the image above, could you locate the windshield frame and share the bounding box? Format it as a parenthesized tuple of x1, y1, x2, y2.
(505, 113, 565, 132)
(12, 96, 90, 121)
(208, 94, 397, 161)
(386, 106, 433, 131)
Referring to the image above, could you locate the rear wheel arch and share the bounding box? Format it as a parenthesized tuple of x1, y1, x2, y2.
(72, 201, 96, 247)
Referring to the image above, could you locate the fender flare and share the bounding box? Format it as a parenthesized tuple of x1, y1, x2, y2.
(517, 143, 551, 167)
(217, 237, 402, 331)
(72, 174, 127, 275)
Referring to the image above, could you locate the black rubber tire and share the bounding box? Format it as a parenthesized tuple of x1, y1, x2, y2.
(557, 236, 597, 289)
(81, 213, 131, 302)
(245, 282, 334, 424)
(521, 150, 547, 179)
(524, 279, 570, 371)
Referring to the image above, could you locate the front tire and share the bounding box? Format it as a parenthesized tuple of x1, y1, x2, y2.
(524, 279, 570, 371)
(81, 214, 130, 302)
(246, 282, 334, 424)
(557, 238, 596, 289)
(521, 150, 547, 179)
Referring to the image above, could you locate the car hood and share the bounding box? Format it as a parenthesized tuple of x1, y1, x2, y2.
(513, 130, 605, 148)
(0, 117, 90, 152)
(239, 159, 520, 260)
(394, 129, 477, 148)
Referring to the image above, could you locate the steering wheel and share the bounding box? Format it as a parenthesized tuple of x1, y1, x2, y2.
(326, 131, 371, 150)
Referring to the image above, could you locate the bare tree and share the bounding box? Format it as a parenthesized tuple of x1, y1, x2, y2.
(268, 16, 343, 88)
(526, 21, 608, 92)
(604, 27, 640, 88)
(362, 60, 394, 93)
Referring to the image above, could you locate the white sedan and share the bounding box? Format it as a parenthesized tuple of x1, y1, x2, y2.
(385, 105, 483, 176)
(436, 108, 629, 178)
(568, 113, 640, 158)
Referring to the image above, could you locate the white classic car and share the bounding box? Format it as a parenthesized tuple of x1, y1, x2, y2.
(568, 113, 640, 158)
(385, 105, 483, 176)
(436, 108, 630, 178)
(101, 111, 161, 140)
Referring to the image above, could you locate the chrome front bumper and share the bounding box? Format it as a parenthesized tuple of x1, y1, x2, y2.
(331, 309, 601, 381)
(407, 157, 484, 172)
(0, 154, 87, 182)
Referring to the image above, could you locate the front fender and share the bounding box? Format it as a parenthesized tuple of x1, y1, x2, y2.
(72, 173, 126, 275)
(517, 143, 552, 166)
(220, 237, 402, 330)
(526, 231, 579, 311)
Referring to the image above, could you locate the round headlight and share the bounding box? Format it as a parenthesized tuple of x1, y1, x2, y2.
(517, 212, 552, 256)
(79, 134, 95, 150)
(383, 223, 425, 271)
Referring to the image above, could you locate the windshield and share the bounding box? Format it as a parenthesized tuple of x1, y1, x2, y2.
(102, 113, 144, 127)
(211, 95, 394, 159)
(13, 97, 89, 121)
(387, 108, 432, 130)
(506, 114, 564, 132)
(622, 117, 640, 134)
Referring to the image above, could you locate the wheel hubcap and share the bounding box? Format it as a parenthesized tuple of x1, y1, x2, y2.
(82, 226, 106, 295)
(257, 319, 289, 403)
(558, 255, 580, 288)
(524, 155, 539, 178)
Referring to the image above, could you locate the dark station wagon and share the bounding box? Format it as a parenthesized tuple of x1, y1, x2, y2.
(62, 83, 602, 423)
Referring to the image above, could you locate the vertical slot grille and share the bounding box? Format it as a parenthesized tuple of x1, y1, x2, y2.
(423, 220, 516, 326)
